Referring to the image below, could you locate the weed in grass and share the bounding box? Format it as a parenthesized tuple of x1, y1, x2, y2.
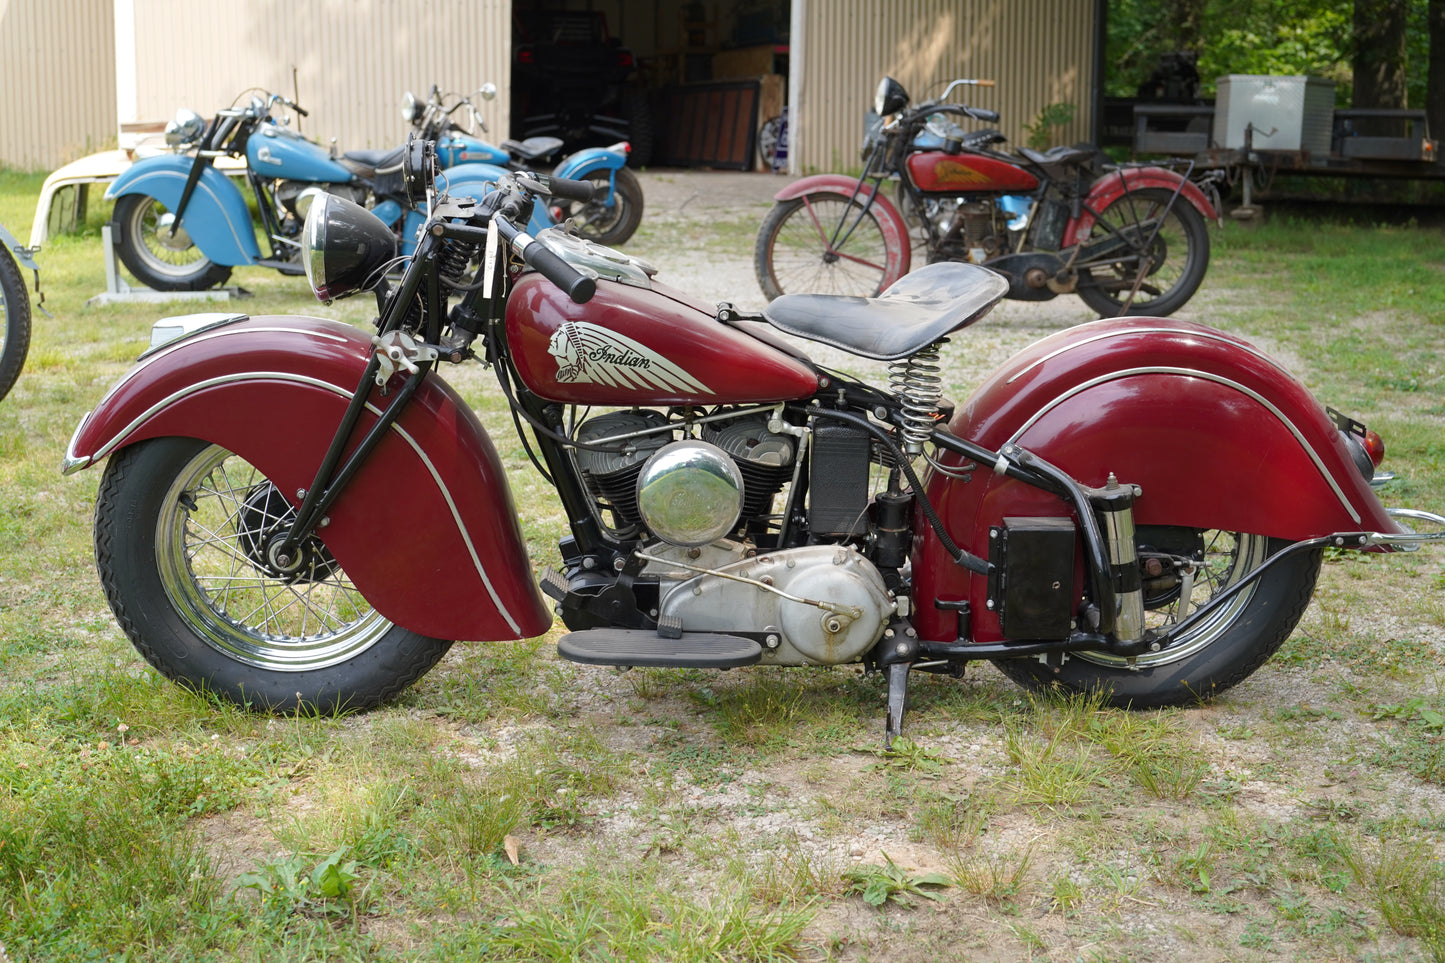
(843, 853, 952, 908)
(948, 843, 1034, 906)
(450, 870, 815, 960)
(912, 788, 992, 851)
(1049, 874, 1087, 915)
(1346, 837, 1445, 957)
(236, 847, 362, 925)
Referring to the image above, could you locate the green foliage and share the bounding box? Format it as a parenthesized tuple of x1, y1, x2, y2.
(1107, 0, 1433, 107)
(1024, 103, 1078, 149)
(843, 853, 953, 908)
(236, 848, 362, 925)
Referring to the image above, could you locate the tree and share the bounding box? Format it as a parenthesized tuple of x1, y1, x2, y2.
(1353, 0, 1410, 110)
(1430, 0, 1445, 139)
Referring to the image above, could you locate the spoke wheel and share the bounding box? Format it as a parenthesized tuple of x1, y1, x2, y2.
(557, 167, 644, 246)
(112, 193, 234, 291)
(96, 437, 451, 712)
(994, 530, 1321, 708)
(0, 246, 30, 403)
(755, 193, 890, 300)
(1076, 187, 1208, 317)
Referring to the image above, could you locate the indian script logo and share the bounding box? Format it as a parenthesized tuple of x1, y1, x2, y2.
(548, 322, 711, 395)
(928, 159, 994, 187)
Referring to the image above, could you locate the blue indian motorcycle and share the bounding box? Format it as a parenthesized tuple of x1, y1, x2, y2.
(402, 83, 643, 247)
(105, 90, 548, 292)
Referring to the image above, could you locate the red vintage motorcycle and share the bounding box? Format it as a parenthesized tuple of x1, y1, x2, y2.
(65, 144, 1443, 744)
(755, 77, 1219, 317)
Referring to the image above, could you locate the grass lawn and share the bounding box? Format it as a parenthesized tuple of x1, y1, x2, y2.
(1, 167, 1444, 961)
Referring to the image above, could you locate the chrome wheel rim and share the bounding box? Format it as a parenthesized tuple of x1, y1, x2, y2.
(155, 444, 391, 672)
(127, 197, 215, 278)
(1077, 530, 1267, 669)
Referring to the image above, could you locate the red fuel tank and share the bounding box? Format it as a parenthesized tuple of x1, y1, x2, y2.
(906, 151, 1040, 193)
(506, 274, 822, 406)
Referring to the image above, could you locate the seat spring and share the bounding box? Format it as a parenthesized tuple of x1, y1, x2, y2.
(889, 339, 947, 455)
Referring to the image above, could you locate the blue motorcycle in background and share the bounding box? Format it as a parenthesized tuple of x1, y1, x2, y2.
(105, 90, 544, 292)
(403, 83, 643, 247)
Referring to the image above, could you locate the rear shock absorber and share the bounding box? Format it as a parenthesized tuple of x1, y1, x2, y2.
(889, 338, 947, 455)
(1092, 473, 1145, 644)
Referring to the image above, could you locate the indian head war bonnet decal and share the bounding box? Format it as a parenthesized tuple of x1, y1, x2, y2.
(547, 322, 712, 395)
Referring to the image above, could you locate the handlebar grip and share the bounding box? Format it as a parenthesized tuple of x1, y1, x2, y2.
(543, 175, 596, 203)
(971, 108, 1001, 123)
(521, 238, 596, 304)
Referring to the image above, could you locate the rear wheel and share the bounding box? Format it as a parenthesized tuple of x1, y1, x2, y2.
(1076, 187, 1209, 317)
(95, 437, 452, 712)
(0, 245, 31, 403)
(993, 530, 1321, 707)
(112, 193, 234, 292)
(755, 193, 891, 300)
(557, 167, 644, 246)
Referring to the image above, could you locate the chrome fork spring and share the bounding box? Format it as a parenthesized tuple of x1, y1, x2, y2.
(888, 338, 947, 455)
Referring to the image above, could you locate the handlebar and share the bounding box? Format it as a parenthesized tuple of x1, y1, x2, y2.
(490, 216, 596, 304)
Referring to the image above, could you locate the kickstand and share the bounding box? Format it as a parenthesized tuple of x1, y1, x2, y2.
(884, 661, 911, 748)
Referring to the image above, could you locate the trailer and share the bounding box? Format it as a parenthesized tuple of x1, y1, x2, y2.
(1112, 75, 1441, 217)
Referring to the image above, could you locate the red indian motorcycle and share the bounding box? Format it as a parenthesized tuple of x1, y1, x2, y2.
(756, 77, 1219, 317)
(65, 143, 1444, 744)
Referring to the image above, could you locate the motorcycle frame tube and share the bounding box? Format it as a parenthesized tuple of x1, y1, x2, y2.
(911, 316, 1402, 645)
(771, 174, 912, 288)
(105, 157, 262, 266)
(63, 314, 551, 642)
(1061, 166, 1218, 247)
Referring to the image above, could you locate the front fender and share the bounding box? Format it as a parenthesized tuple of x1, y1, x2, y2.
(911, 317, 1400, 643)
(440, 163, 554, 234)
(772, 174, 912, 284)
(104, 156, 261, 265)
(1063, 166, 1219, 247)
(65, 314, 550, 642)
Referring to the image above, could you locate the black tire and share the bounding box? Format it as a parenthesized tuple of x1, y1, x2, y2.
(754, 193, 891, 301)
(95, 437, 452, 713)
(1075, 187, 1209, 317)
(621, 92, 654, 168)
(112, 193, 234, 292)
(558, 167, 644, 246)
(994, 531, 1321, 708)
(0, 246, 31, 404)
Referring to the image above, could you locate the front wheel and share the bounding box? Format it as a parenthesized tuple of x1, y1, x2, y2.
(993, 531, 1321, 707)
(557, 167, 644, 246)
(0, 246, 31, 403)
(112, 193, 234, 292)
(1075, 187, 1209, 317)
(95, 437, 453, 712)
(755, 192, 893, 300)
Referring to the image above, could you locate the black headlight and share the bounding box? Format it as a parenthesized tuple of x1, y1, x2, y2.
(302, 193, 397, 301)
(874, 76, 909, 117)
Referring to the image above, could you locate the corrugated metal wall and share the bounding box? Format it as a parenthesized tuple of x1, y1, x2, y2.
(792, 0, 1096, 174)
(125, 0, 511, 153)
(0, 0, 116, 170)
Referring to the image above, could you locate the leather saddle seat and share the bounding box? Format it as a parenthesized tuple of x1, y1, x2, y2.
(340, 145, 406, 179)
(500, 136, 564, 163)
(761, 262, 1009, 361)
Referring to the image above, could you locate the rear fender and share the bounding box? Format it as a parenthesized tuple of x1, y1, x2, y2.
(554, 146, 628, 176)
(65, 314, 551, 642)
(441, 162, 554, 234)
(104, 156, 261, 265)
(772, 174, 911, 285)
(1062, 166, 1219, 247)
(912, 317, 1400, 643)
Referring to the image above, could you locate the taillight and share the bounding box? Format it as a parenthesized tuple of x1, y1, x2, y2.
(1363, 429, 1386, 468)
(518, 48, 535, 65)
